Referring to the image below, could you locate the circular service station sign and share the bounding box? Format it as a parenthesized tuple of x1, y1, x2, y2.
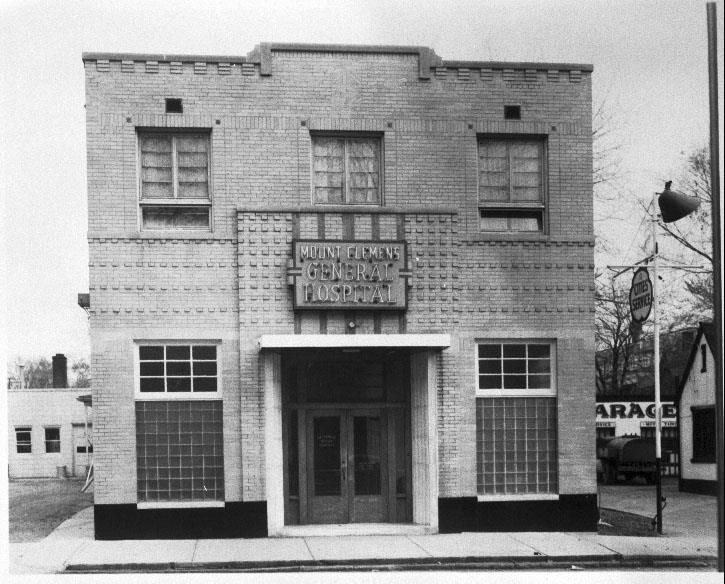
(629, 267, 653, 323)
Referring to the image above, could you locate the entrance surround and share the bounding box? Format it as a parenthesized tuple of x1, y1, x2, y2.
(259, 333, 449, 536)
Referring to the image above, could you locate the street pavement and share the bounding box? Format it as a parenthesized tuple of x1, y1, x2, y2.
(598, 477, 718, 539)
(8, 495, 718, 574)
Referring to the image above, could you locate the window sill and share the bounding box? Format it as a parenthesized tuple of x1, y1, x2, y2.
(137, 501, 225, 510)
(477, 494, 559, 502)
(465, 233, 550, 243)
(135, 393, 222, 401)
(476, 390, 556, 398)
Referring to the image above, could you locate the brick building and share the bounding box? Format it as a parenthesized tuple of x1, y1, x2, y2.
(82, 43, 596, 539)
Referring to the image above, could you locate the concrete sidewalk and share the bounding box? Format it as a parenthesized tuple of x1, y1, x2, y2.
(8, 507, 718, 574)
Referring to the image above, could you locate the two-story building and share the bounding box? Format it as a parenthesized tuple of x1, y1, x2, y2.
(83, 43, 595, 539)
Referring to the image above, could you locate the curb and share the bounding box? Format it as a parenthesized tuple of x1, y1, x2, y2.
(64, 554, 718, 573)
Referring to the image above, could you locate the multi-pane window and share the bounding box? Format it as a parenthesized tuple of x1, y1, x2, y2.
(138, 345, 218, 394)
(44, 427, 61, 453)
(138, 132, 211, 230)
(478, 137, 545, 233)
(476, 342, 557, 497)
(312, 135, 381, 205)
(15, 427, 32, 453)
(477, 343, 553, 392)
(692, 406, 715, 463)
(136, 400, 224, 503)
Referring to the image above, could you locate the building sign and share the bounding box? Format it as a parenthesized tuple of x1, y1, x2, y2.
(595, 402, 677, 420)
(289, 240, 409, 310)
(641, 420, 677, 427)
(629, 267, 653, 323)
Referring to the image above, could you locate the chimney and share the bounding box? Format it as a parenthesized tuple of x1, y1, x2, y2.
(52, 353, 68, 388)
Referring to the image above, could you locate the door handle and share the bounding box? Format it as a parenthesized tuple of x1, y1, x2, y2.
(341, 458, 347, 482)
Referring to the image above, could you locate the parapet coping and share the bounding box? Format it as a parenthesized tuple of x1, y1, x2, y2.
(82, 43, 593, 79)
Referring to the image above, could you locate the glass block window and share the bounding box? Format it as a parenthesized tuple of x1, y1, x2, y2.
(136, 400, 224, 503)
(477, 343, 553, 393)
(138, 344, 218, 394)
(312, 135, 381, 204)
(478, 137, 545, 233)
(15, 427, 32, 453)
(476, 397, 558, 495)
(139, 131, 211, 230)
(44, 427, 61, 453)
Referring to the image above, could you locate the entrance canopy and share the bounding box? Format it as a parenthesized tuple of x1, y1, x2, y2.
(257, 334, 451, 351)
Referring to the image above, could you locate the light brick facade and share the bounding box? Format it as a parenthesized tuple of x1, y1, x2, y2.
(83, 44, 595, 538)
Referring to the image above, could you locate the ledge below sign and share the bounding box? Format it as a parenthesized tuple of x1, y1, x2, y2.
(288, 240, 409, 310)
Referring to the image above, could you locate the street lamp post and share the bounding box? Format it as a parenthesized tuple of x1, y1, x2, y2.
(651, 191, 663, 534)
(652, 182, 701, 534)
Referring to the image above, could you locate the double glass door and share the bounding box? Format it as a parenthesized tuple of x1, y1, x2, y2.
(308, 409, 387, 524)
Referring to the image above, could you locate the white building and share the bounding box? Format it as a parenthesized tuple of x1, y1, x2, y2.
(677, 322, 717, 495)
(7, 354, 93, 479)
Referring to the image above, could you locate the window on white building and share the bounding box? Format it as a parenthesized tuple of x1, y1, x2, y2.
(476, 342, 558, 497)
(692, 406, 715, 463)
(138, 131, 211, 230)
(44, 427, 61, 453)
(312, 134, 382, 205)
(15, 427, 32, 453)
(478, 137, 546, 233)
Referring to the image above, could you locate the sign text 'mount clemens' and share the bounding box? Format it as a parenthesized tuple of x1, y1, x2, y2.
(292, 241, 408, 310)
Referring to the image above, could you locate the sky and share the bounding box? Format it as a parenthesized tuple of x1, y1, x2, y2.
(1, 0, 723, 369)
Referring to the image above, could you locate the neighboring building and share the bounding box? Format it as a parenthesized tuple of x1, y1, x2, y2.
(595, 327, 697, 477)
(83, 44, 595, 539)
(677, 322, 717, 495)
(8, 354, 93, 478)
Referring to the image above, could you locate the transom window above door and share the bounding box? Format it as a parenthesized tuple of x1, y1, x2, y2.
(312, 134, 382, 205)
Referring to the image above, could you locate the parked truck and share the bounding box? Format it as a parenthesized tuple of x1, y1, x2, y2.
(597, 435, 657, 484)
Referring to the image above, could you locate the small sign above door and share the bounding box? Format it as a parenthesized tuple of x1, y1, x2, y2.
(289, 240, 410, 310)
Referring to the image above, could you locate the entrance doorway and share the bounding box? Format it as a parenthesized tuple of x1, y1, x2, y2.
(307, 409, 387, 523)
(282, 349, 412, 525)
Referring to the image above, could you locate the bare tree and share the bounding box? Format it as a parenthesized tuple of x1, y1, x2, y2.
(20, 358, 53, 388)
(71, 358, 91, 388)
(595, 275, 637, 395)
(654, 146, 713, 325)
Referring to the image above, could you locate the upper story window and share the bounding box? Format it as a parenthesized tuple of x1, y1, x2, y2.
(15, 427, 32, 454)
(137, 343, 219, 397)
(312, 134, 382, 205)
(478, 137, 546, 233)
(138, 131, 211, 230)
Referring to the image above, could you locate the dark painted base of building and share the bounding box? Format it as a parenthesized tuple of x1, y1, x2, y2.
(94, 502, 268, 540)
(95, 495, 599, 539)
(679, 478, 718, 496)
(438, 495, 599, 533)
